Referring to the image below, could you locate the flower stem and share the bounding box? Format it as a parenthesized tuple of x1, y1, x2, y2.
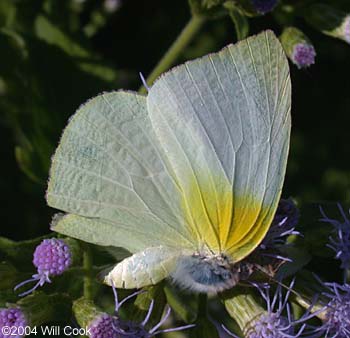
(83, 245, 93, 300)
(138, 15, 205, 94)
(223, 291, 264, 333)
(198, 293, 208, 317)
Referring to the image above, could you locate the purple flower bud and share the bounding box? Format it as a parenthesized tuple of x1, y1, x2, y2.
(15, 238, 72, 297)
(319, 282, 350, 337)
(88, 313, 117, 338)
(0, 308, 28, 338)
(320, 204, 350, 270)
(291, 43, 316, 69)
(280, 27, 316, 69)
(33, 239, 71, 276)
(251, 0, 278, 14)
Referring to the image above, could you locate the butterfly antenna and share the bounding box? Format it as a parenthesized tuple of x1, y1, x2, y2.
(139, 72, 150, 92)
(250, 265, 316, 305)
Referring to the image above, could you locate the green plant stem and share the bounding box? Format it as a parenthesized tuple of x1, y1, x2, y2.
(198, 293, 208, 317)
(83, 245, 93, 300)
(344, 269, 350, 283)
(138, 15, 205, 94)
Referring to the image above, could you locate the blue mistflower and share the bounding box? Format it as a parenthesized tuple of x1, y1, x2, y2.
(251, 0, 278, 14)
(14, 238, 72, 297)
(245, 313, 293, 337)
(261, 198, 300, 250)
(318, 282, 350, 337)
(320, 204, 350, 270)
(223, 280, 316, 338)
(0, 307, 27, 338)
(273, 198, 300, 229)
(88, 313, 118, 338)
(110, 285, 195, 337)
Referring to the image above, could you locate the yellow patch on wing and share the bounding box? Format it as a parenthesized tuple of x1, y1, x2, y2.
(180, 173, 276, 261)
(225, 200, 276, 261)
(179, 172, 233, 253)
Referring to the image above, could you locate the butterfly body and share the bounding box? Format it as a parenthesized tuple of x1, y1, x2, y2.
(172, 253, 243, 293)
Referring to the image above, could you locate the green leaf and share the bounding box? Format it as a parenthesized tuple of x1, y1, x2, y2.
(0, 235, 50, 268)
(0, 0, 16, 28)
(189, 318, 220, 338)
(299, 202, 337, 258)
(17, 292, 72, 326)
(0, 290, 18, 307)
(188, 0, 227, 17)
(164, 284, 198, 323)
(132, 284, 166, 327)
(95, 246, 131, 262)
(227, 5, 250, 40)
(276, 246, 312, 279)
(0, 261, 20, 289)
(34, 15, 89, 57)
(15, 144, 44, 184)
(73, 297, 102, 329)
(34, 15, 118, 82)
(0, 26, 120, 182)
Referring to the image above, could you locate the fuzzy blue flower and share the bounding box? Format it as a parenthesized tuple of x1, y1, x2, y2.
(110, 285, 195, 337)
(251, 0, 278, 14)
(320, 204, 350, 270)
(14, 238, 72, 297)
(318, 282, 350, 337)
(245, 313, 293, 337)
(0, 308, 27, 338)
(223, 280, 316, 338)
(274, 198, 300, 228)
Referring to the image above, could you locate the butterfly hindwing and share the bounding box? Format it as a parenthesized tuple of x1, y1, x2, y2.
(47, 91, 195, 252)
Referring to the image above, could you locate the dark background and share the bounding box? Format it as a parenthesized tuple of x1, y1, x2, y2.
(0, 0, 349, 243)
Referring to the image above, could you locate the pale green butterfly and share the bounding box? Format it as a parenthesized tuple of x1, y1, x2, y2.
(47, 30, 291, 293)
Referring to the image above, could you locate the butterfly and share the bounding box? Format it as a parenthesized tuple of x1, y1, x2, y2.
(47, 30, 291, 293)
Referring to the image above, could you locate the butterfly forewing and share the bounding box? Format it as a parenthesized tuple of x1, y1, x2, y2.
(147, 30, 291, 261)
